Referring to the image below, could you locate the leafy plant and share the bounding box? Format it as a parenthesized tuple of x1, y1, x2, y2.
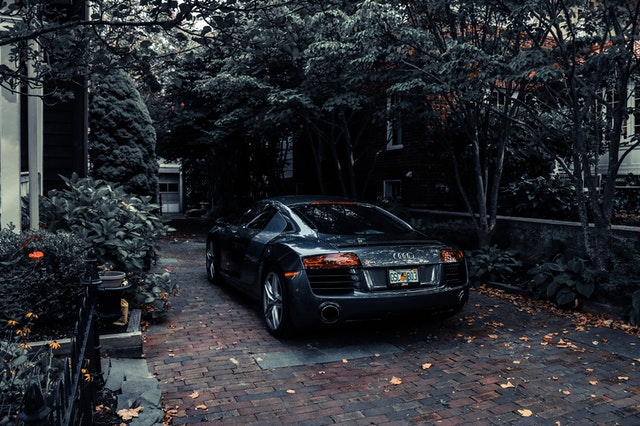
(39, 173, 176, 321)
(0, 229, 86, 327)
(622, 290, 640, 326)
(527, 255, 596, 308)
(40, 173, 173, 276)
(0, 313, 64, 425)
(500, 176, 578, 221)
(136, 272, 177, 320)
(467, 245, 522, 284)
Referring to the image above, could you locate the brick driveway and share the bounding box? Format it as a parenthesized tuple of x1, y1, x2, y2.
(144, 226, 640, 425)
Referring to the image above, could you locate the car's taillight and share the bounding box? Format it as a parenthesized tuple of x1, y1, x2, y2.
(302, 253, 362, 269)
(440, 248, 464, 263)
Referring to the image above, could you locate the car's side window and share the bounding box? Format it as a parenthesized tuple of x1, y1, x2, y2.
(263, 212, 288, 234)
(245, 206, 276, 230)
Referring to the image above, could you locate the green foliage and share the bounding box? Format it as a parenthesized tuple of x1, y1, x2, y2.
(527, 255, 596, 308)
(39, 173, 176, 320)
(40, 173, 171, 276)
(0, 229, 85, 326)
(0, 313, 64, 425)
(467, 245, 522, 284)
(89, 69, 159, 198)
(136, 272, 177, 320)
(500, 176, 578, 220)
(622, 290, 640, 326)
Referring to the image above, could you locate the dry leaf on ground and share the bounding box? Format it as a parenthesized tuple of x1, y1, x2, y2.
(390, 376, 402, 385)
(117, 406, 143, 421)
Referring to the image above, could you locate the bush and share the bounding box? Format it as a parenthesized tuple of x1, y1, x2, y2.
(40, 173, 172, 276)
(0, 313, 64, 425)
(500, 176, 578, 221)
(0, 228, 86, 327)
(527, 255, 596, 308)
(467, 245, 522, 284)
(39, 173, 176, 321)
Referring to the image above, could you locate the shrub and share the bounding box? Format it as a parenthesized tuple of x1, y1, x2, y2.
(467, 245, 522, 284)
(136, 272, 177, 320)
(0, 313, 64, 424)
(622, 290, 640, 326)
(527, 255, 596, 308)
(0, 228, 86, 328)
(39, 173, 176, 321)
(500, 175, 578, 221)
(40, 173, 172, 276)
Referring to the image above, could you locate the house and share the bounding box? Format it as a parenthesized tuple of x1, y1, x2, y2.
(0, 0, 88, 233)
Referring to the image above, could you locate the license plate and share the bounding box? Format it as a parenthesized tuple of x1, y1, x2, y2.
(388, 268, 419, 287)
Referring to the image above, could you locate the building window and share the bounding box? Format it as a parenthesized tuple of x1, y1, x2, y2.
(159, 182, 179, 192)
(386, 95, 403, 150)
(383, 179, 402, 199)
(605, 86, 630, 143)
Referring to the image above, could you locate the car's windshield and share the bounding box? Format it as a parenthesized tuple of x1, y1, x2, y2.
(291, 202, 412, 235)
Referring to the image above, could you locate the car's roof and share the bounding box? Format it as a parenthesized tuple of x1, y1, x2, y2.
(265, 195, 366, 208)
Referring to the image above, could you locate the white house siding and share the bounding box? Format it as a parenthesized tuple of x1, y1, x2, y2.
(0, 44, 22, 232)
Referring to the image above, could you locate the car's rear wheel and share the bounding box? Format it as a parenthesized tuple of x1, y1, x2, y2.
(262, 269, 293, 337)
(205, 240, 219, 283)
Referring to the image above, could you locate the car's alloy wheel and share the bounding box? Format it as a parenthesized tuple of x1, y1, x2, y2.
(262, 270, 292, 337)
(205, 241, 218, 283)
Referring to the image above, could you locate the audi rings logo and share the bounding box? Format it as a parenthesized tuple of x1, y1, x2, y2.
(392, 252, 415, 260)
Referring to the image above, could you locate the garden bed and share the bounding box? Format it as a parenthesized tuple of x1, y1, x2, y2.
(28, 309, 143, 358)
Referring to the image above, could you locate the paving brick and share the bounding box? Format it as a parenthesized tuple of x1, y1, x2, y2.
(142, 234, 640, 424)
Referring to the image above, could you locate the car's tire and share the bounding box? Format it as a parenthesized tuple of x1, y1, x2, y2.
(205, 240, 219, 283)
(262, 268, 294, 337)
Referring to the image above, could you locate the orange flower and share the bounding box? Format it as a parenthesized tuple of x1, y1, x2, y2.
(28, 251, 44, 260)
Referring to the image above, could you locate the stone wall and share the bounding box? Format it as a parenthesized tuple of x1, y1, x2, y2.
(408, 209, 640, 261)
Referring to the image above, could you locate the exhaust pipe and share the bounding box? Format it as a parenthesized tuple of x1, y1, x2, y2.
(319, 302, 341, 324)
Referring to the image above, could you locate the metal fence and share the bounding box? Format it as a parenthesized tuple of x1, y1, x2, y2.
(19, 249, 102, 426)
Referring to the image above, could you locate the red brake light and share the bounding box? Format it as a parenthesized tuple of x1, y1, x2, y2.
(302, 253, 361, 269)
(440, 248, 464, 263)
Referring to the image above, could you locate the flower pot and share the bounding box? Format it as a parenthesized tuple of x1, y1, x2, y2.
(97, 271, 131, 320)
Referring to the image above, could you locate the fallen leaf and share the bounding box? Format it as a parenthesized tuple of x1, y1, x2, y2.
(195, 404, 207, 410)
(286, 389, 296, 394)
(518, 409, 533, 417)
(551, 376, 559, 381)
(488, 334, 498, 339)
(390, 376, 402, 385)
(422, 363, 432, 370)
(519, 337, 529, 342)
(256, 357, 263, 362)
(562, 390, 571, 395)
(500, 381, 515, 389)
(589, 380, 598, 386)
(342, 359, 348, 363)
(229, 358, 239, 365)
(190, 391, 199, 399)
(117, 406, 143, 421)
(618, 376, 629, 381)
(513, 360, 521, 365)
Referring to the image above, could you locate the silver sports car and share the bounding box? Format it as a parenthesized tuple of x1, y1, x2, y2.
(206, 196, 470, 336)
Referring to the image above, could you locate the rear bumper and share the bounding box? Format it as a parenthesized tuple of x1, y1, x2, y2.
(288, 281, 470, 329)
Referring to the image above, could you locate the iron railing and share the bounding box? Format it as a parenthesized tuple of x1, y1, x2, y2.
(19, 249, 102, 426)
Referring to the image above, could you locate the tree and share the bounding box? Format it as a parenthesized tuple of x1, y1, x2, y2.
(89, 69, 158, 198)
(524, 0, 640, 271)
(379, 0, 542, 247)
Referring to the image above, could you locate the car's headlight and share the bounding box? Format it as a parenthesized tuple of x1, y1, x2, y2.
(440, 248, 464, 263)
(302, 253, 362, 269)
